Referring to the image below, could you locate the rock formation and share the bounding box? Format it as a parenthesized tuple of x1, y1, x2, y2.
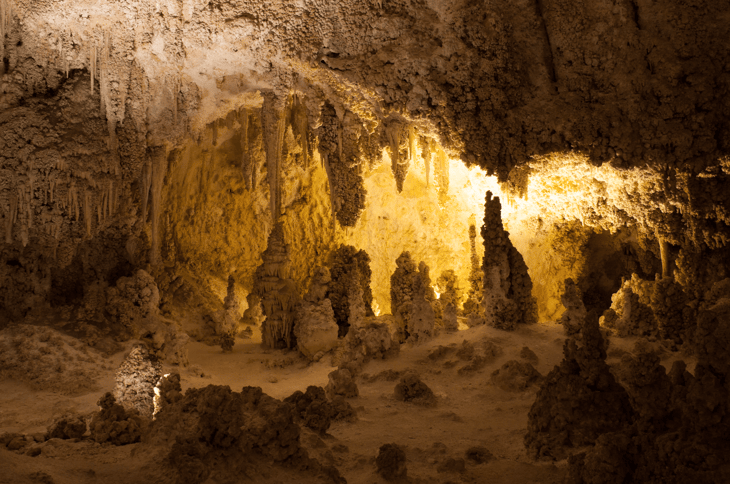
(318, 102, 366, 228)
(326, 245, 374, 337)
(376, 443, 408, 482)
(600, 277, 657, 337)
(394, 372, 436, 407)
(253, 223, 299, 350)
(435, 270, 460, 333)
(113, 345, 163, 419)
(462, 221, 484, 324)
(390, 252, 436, 343)
(294, 267, 339, 361)
(105, 269, 160, 338)
(525, 314, 634, 460)
(560, 278, 587, 336)
(90, 392, 148, 445)
(482, 191, 538, 330)
(216, 275, 240, 352)
(150, 384, 345, 483)
(1, 0, 730, 482)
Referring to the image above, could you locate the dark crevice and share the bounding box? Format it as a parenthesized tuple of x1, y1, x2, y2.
(533, 0, 557, 84)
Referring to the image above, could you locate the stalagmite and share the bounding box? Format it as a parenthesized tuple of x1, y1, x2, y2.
(253, 223, 299, 349)
(261, 92, 287, 220)
(390, 252, 435, 342)
(481, 191, 538, 330)
(463, 217, 484, 323)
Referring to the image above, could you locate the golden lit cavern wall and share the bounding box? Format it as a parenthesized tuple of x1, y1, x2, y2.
(161, 103, 337, 309)
(344, 146, 505, 315)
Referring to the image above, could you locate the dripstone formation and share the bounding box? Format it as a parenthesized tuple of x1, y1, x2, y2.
(482, 191, 538, 330)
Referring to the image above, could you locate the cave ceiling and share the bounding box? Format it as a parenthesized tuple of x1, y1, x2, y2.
(3, 0, 729, 175)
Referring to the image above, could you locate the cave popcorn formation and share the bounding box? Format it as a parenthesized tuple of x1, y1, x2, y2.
(1, 0, 730, 483)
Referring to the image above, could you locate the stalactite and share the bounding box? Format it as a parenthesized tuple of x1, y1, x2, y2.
(239, 107, 252, 190)
(408, 125, 417, 168)
(291, 95, 309, 168)
(322, 153, 337, 229)
(4, 191, 17, 244)
(261, 93, 287, 219)
(386, 120, 409, 192)
(90, 44, 97, 95)
(434, 143, 449, 205)
(657, 233, 671, 278)
(83, 190, 92, 237)
(149, 147, 168, 265)
(420, 136, 431, 190)
(0, 0, 12, 62)
(140, 160, 152, 222)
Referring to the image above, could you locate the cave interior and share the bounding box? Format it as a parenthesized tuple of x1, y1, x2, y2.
(1, 0, 730, 483)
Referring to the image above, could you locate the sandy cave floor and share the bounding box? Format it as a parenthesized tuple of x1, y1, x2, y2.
(0, 321, 694, 484)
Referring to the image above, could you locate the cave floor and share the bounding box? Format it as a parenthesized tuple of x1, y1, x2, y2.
(0, 321, 691, 484)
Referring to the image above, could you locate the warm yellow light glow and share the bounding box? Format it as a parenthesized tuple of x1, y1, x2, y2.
(344, 137, 510, 314)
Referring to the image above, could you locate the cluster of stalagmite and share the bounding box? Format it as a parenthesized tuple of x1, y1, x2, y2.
(481, 191, 538, 330)
(253, 223, 299, 350)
